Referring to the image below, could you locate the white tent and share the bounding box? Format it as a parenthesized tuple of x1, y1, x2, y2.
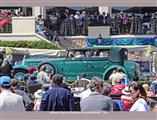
(0, 47, 66, 57)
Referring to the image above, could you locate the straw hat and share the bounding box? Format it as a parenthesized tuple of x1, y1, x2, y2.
(122, 86, 130, 95)
(6, 48, 13, 54)
(142, 84, 149, 92)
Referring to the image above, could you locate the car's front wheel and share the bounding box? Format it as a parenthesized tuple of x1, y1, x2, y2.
(13, 69, 28, 80)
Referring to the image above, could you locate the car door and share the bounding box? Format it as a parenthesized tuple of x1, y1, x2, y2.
(82, 49, 111, 79)
(63, 51, 84, 80)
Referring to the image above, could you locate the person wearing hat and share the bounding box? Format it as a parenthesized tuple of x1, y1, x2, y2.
(111, 78, 125, 95)
(121, 86, 134, 111)
(40, 74, 75, 111)
(27, 74, 38, 86)
(4, 48, 13, 64)
(28, 66, 36, 73)
(27, 67, 38, 86)
(0, 76, 25, 111)
(109, 67, 127, 86)
(74, 11, 82, 35)
(74, 11, 80, 20)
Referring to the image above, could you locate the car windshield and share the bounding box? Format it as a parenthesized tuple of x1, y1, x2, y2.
(67, 48, 109, 58)
(92, 49, 109, 57)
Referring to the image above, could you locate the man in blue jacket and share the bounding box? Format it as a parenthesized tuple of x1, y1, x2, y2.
(150, 76, 157, 95)
(40, 74, 75, 111)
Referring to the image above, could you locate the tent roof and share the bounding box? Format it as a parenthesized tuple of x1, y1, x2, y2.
(0, 47, 66, 56)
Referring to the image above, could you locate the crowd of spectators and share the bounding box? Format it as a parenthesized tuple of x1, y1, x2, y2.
(0, 9, 24, 33)
(39, 9, 157, 38)
(0, 8, 157, 36)
(0, 57, 157, 112)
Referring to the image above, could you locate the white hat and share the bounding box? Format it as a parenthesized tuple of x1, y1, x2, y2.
(34, 89, 43, 99)
(76, 11, 80, 14)
(122, 86, 130, 95)
(82, 11, 86, 14)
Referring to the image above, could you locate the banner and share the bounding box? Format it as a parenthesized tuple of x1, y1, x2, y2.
(85, 37, 157, 47)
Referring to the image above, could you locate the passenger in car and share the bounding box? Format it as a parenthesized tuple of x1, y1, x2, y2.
(69, 52, 74, 58)
(75, 51, 86, 58)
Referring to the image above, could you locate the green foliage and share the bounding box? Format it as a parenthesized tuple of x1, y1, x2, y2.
(0, 40, 61, 49)
(65, 80, 151, 85)
(65, 80, 112, 85)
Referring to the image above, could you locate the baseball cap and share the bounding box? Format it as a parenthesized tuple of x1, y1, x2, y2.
(28, 66, 36, 73)
(0, 76, 12, 87)
(29, 74, 37, 81)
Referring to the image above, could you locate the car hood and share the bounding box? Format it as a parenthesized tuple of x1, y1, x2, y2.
(25, 57, 66, 62)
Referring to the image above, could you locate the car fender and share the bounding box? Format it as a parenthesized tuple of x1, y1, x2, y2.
(13, 64, 29, 71)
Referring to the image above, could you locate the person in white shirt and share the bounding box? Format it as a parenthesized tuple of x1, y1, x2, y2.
(129, 82, 150, 111)
(80, 78, 113, 111)
(37, 65, 50, 84)
(109, 67, 126, 86)
(74, 11, 80, 20)
(33, 89, 43, 111)
(0, 76, 25, 111)
(79, 88, 91, 100)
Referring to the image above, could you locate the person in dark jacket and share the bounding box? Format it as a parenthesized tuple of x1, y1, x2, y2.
(12, 79, 33, 111)
(0, 58, 13, 78)
(40, 74, 75, 111)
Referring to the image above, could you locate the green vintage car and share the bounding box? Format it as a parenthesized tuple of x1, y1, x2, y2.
(13, 46, 140, 80)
